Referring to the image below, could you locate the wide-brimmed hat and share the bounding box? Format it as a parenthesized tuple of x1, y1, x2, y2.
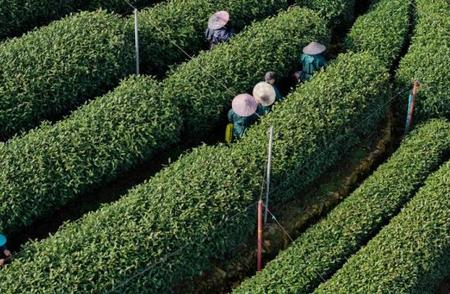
(0, 234, 6, 249)
(208, 11, 230, 30)
(253, 82, 276, 106)
(303, 41, 326, 55)
(232, 94, 258, 117)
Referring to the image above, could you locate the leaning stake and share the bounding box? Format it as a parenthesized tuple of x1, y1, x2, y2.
(404, 80, 420, 135)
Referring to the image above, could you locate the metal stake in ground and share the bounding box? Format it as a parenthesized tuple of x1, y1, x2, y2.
(264, 126, 274, 224)
(124, 0, 140, 75)
(133, 8, 140, 75)
(404, 80, 420, 135)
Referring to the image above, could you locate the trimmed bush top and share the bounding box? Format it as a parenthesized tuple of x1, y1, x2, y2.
(396, 0, 450, 121)
(316, 156, 450, 293)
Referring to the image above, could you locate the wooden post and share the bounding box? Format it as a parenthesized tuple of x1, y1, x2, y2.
(257, 200, 263, 271)
(405, 80, 420, 135)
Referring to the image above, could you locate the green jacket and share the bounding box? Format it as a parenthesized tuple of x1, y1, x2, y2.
(256, 104, 271, 116)
(273, 85, 283, 102)
(227, 109, 257, 139)
(300, 53, 327, 81)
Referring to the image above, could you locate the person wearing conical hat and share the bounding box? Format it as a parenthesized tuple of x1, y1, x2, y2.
(227, 94, 258, 139)
(205, 11, 235, 49)
(300, 41, 327, 81)
(0, 234, 12, 268)
(264, 71, 284, 102)
(253, 82, 276, 116)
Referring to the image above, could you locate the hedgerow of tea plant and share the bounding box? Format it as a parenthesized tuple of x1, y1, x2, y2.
(0, 52, 388, 293)
(0, 76, 181, 235)
(136, 0, 288, 76)
(316, 157, 450, 293)
(295, 0, 355, 26)
(234, 119, 450, 293)
(0, 11, 134, 139)
(345, 0, 412, 67)
(0, 0, 158, 40)
(396, 0, 450, 121)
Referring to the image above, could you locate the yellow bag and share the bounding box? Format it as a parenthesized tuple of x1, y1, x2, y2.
(225, 123, 233, 144)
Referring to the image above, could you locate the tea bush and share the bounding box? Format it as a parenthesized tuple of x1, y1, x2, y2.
(316, 157, 450, 293)
(295, 0, 355, 26)
(0, 0, 157, 39)
(0, 11, 134, 139)
(234, 119, 450, 293)
(0, 76, 181, 234)
(0, 52, 388, 293)
(346, 0, 412, 66)
(85, 0, 158, 13)
(136, 0, 288, 76)
(396, 0, 450, 121)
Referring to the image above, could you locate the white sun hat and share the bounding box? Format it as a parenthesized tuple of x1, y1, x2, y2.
(208, 11, 230, 30)
(253, 82, 276, 107)
(232, 94, 258, 117)
(303, 41, 326, 55)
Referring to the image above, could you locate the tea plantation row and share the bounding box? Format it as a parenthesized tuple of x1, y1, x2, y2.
(316, 157, 450, 293)
(0, 0, 354, 40)
(0, 0, 158, 40)
(396, 0, 450, 121)
(0, 0, 286, 139)
(345, 0, 412, 67)
(0, 6, 329, 235)
(0, 51, 388, 292)
(234, 119, 450, 293)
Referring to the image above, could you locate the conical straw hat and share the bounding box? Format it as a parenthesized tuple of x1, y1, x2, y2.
(303, 41, 326, 55)
(208, 11, 230, 30)
(232, 94, 258, 117)
(253, 82, 276, 106)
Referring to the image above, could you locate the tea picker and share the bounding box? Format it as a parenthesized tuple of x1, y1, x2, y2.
(253, 81, 276, 116)
(226, 94, 258, 142)
(296, 41, 328, 82)
(0, 233, 12, 267)
(205, 11, 235, 49)
(264, 72, 284, 102)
